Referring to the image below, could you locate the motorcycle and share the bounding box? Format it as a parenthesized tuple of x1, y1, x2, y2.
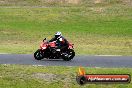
(34, 38, 75, 61)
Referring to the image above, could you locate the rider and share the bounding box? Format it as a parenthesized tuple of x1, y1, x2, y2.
(49, 32, 69, 51)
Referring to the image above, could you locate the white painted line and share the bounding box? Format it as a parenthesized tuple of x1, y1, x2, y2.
(0, 53, 9, 54)
(32, 65, 44, 67)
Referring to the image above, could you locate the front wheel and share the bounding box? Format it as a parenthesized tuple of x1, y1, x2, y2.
(62, 49, 75, 61)
(34, 49, 43, 60)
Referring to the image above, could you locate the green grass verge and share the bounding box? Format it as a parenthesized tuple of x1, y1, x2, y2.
(0, 64, 132, 88)
(0, 0, 132, 55)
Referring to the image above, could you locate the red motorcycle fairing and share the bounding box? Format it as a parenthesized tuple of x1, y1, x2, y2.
(49, 41, 56, 47)
(40, 42, 48, 50)
(40, 41, 56, 50)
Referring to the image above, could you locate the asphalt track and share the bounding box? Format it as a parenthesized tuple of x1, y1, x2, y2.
(0, 54, 132, 68)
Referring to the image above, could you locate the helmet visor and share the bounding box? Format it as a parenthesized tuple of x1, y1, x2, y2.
(55, 35, 60, 38)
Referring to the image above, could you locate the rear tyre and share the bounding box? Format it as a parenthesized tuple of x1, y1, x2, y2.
(62, 49, 75, 61)
(34, 49, 43, 60)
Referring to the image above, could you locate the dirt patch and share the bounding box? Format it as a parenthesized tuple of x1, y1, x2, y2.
(32, 73, 57, 81)
(32, 73, 74, 86)
(32, 73, 68, 82)
(122, 0, 132, 5)
(0, 0, 5, 3)
(94, 0, 102, 4)
(91, 7, 104, 13)
(66, 0, 80, 4)
(122, 0, 131, 3)
(45, 0, 80, 4)
(62, 77, 71, 88)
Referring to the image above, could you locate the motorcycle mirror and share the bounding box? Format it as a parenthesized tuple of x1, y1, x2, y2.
(43, 38, 46, 42)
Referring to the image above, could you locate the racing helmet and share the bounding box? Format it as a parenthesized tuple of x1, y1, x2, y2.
(55, 31, 62, 38)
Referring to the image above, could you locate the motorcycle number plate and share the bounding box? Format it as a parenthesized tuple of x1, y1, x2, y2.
(56, 49, 61, 51)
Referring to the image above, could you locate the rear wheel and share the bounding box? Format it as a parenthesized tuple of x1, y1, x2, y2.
(62, 49, 75, 61)
(34, 49, 43, 60)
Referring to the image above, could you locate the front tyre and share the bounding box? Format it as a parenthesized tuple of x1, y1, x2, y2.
(34, 49, 43, 60)
(62, 49, 75, 61)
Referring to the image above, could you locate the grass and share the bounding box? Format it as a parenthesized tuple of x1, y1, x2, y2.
(0, 0, 132, 55)
(0, 1, 131, 88)
(0, 64, 132, 88)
